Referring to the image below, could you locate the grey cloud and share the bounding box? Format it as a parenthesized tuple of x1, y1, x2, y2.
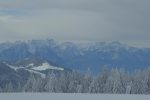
(0, 0, 105, 11)
(0, 0, 149, 12)
(0, 0, 150, 47)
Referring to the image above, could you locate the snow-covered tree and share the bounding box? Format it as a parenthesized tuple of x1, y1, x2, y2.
(1, 66, 150, 93)
(5, 82, 14, 92)
(23, 74, 41, 92)
(44, 71, 59, 92)
(104, 68, 126, 94)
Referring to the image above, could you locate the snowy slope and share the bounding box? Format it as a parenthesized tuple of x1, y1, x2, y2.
(26, 69, 46, 78)
(4, 61, 64, 78)
(0, 94, 149, 100)
(31, 62, 64, 71)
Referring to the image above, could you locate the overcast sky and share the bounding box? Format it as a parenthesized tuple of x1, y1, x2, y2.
(0, 0, 150, 47)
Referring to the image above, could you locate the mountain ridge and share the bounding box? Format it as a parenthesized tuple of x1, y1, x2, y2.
(0, 39, 150, 73)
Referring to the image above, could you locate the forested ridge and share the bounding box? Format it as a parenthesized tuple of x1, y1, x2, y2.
(1, 68, 150, 94)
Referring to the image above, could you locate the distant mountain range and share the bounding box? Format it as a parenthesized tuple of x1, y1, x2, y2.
(0, 39, 150, 74)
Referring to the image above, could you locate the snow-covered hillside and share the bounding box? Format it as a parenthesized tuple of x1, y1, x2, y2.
(31, 62, 64, 71)
(2, 61, 65, 78)
(1, 62, 150, 94)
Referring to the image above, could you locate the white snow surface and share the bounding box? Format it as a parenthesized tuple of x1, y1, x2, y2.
(26, 69, 46, 78)
(6, 64, 24, 71)
(6, 64, 46, 78)
(0, 94, 149, 100)
(5, 62, 63, 78)
(31, 62, 64, 71)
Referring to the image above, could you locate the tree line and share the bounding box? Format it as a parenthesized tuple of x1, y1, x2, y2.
(1, 68, 150, 94)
